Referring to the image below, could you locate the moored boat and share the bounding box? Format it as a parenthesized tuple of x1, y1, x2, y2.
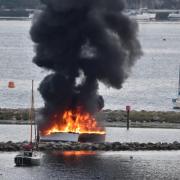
(168, 12, 180, 21)
(172, 98, 180, 109)
(14, 144, 40, 166)
(14, 80, 41, 166)
(172, 66, 180, 109)
(129, 12, 156, 21)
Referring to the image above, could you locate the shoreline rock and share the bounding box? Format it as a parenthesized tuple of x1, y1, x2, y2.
(1, 141, 180, 152)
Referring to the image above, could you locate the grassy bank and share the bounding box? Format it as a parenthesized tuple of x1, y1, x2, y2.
(0, 108, 180, 128)
(100, 109, 180, 128)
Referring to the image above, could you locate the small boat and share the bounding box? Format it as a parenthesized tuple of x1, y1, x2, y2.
(172, 67, 180, 109)
(168, 12, 180, 21)
(28, 13, 34, 19)
(14, 80, 41, 166)
(127, 8, 156, 22)
(129, 12, 156, 21)
(14, 144, 40, 166)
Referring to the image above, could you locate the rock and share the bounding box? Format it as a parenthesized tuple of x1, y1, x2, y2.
(112, 142, 122, 150)
(121, 143, 130, 150)
(38, 143, 49, 150)
(101, 143, 112, 151)
(0, 141, 180, 151)
(98, 143, 107, 150)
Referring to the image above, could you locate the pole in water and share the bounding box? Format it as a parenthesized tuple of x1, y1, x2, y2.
(126, 106, 131, 130)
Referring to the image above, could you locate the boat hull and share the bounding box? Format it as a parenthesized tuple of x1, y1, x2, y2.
(173, 107, 180, 109)
(172, 98, 180, 109)
(40, 132, 105, 143)
(14, 156, 40, 166)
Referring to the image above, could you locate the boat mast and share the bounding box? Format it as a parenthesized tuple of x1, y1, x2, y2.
(30, 80, 34, 144)
(178, 65, 180, 96)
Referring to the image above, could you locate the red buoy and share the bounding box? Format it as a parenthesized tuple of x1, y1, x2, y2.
(8, 81, 15, 88)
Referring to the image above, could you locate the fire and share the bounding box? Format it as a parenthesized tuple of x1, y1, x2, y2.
(42, 108, 105, 135)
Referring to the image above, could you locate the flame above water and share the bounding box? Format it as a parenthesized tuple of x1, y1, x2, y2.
(42, 108, 105, 135)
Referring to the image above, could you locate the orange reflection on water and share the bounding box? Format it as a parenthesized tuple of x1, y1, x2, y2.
(63, 151, 96, 156)
(53, 151, 96, 157)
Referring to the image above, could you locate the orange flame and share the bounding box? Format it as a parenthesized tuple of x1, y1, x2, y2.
(42, 108, 105, 135)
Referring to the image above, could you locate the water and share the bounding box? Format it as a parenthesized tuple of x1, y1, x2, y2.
(1, 124, 180, 143)
(0, 20, 180, 110)
(1, 125, 180, 179)
(1, 151, 180, 180)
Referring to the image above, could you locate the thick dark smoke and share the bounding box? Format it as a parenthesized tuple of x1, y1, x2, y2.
(30, 0, 142, 126)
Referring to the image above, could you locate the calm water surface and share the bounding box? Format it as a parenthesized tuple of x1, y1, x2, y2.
(0, 125, 180, 143)
(0, 151, 180, 180)
(0, 21, 180, 110)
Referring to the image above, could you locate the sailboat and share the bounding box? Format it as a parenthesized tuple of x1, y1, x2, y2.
(14, 80, 41, 166)
(172, 66, 180, 109)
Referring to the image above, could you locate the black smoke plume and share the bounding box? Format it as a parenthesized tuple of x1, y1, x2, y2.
(30, 0, 142, 127)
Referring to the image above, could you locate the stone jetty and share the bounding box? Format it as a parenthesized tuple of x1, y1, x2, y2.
(1, 141, 180, 152)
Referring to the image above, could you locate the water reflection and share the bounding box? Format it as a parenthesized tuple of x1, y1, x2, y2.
(1, 151, 180, 180)
(43, 151, 134, 180)
(59, 151, 96, 156)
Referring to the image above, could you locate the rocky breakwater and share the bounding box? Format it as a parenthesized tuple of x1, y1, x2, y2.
(1, 141, 180, 151)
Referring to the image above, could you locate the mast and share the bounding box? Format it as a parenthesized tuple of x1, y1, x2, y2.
(30, 80, 34, 144)
(178, 65, 180, 96)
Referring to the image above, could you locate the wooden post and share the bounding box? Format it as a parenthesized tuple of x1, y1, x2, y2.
(126, 106, 131, 130)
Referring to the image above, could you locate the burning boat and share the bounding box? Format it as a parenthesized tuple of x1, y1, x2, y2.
(30, 0, 142, 144)
(40, 108, 106, 143)
(40, 132, 106, 143)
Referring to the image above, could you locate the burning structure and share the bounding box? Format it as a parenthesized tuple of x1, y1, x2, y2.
(30, 0, 142, 142)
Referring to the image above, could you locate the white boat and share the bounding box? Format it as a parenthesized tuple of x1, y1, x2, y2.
(130, 13, 156, 21)
(168, 12, 180, 21)
(40, 132, 80, 142)
(14, 146, 40, 166)
(172, 67, 180, 109)
(40, 132, 106, 143)
(14, 80, 41, 166)
(28, 13, 34, 19)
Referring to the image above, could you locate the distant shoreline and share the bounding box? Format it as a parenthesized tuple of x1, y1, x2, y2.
(1, 18, 180, 23)
(0, 120, 180, 129)
(0, 108, 180, 129)
(0, 17, 31, 20)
